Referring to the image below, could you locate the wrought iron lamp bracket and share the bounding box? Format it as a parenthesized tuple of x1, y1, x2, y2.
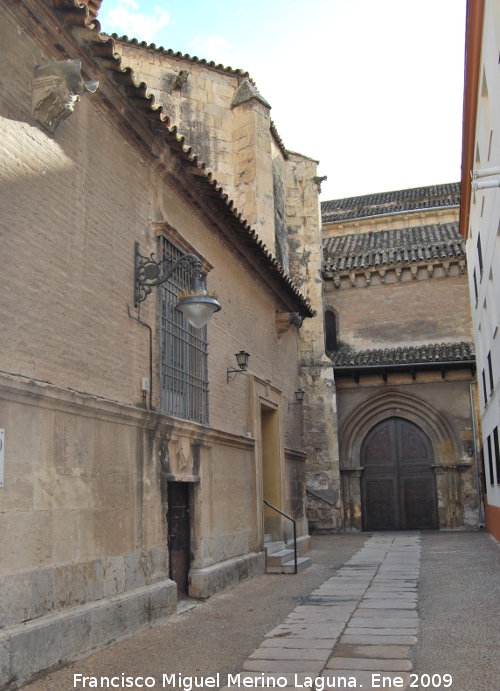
(134, 242, 203, 307)
(227, 368, 245, 384)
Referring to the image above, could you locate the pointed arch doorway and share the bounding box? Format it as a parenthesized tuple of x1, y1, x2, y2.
(361, 417, 439, 531)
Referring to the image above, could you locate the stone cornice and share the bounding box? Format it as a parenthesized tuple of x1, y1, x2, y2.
(324, 258, 466, 288)
(0, 371, 255, 450)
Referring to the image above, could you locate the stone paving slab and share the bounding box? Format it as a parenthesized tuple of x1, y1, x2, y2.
(358, 600, 417, 609)
(352, 608, 418, 618)
(243, 659, 325, 672)
(335, 644, 411, 658)
(321, 669, 411, 688)
(226, 534, 421, 686)
(326, 657, 412, 671)
(340, 634, 418, 645)
(249, 648, 330, 661)
(260, 638, 337, 649)
(265, 623, 344, 639)
(345, 627, 418, 636)
(350, 617, 418, 628)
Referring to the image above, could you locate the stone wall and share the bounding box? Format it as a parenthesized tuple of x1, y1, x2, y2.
(324, 273, 474, 350)
(0, 2, 311, 683)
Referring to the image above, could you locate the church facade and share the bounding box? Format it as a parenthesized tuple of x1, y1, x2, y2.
(321, 184, 482, 532)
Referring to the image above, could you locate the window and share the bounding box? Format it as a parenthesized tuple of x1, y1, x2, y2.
(324, 310, 338, 353)
(488, 351, 494, 393)
(494, 428, 500, 484)
(160, 237, 209, 424)
(482, 369, 488, 406)
(487, 435, 495, 486)
(477, 234, 483, 278)
(473, 269, 478, 304)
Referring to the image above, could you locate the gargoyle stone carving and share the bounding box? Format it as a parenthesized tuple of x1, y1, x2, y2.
(32, 59, 99, 134)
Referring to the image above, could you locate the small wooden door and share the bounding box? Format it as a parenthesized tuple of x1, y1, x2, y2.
(361, 418, 438, 531)
(167, 482, 191, 597)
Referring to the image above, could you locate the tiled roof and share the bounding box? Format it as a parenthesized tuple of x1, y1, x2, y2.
(329, 342, 475, 367)
(51, 0, 103, 24)
(322, 183, 460, 223)
(323, 222, 465, 274)
(110, 35, 252, 80)
(48, 8, 314, 318)
(270, 121, 289, 160)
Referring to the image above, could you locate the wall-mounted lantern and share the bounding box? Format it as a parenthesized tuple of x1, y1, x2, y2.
(134, 242, 221, 328)
(227, 351, 250, 383)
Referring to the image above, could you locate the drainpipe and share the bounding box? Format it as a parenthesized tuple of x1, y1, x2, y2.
(469, 380, 484, 527)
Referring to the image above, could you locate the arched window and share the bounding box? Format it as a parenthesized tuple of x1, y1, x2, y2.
(324, 310, 338, 353)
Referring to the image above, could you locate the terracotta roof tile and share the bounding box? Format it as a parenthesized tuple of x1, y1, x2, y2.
(322, 183, 460, 223)
(323, 222, 465, 274)
(330, 342, 475, 367)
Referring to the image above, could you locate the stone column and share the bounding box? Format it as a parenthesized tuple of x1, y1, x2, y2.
(231, 80, 275, 250)
(285, 153, 341, 532)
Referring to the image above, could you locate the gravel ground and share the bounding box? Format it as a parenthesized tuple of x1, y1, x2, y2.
(411, 530, 500, 691)
(20, 534, 367, 691)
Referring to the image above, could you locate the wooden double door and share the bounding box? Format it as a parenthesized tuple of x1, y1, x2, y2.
(361, 417, 438, 531)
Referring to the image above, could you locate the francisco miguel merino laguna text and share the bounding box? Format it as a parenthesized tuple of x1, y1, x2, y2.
(74, 672, 408, 689)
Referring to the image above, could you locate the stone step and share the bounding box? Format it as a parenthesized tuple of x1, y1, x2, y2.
(266, 549, 295, 567)
(264, 540, 286, 556)
(266, 556, 311, 574)
(264, 533, 273, 543)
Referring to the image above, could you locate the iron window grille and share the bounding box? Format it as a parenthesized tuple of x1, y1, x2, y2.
(160, 237, 209, 424)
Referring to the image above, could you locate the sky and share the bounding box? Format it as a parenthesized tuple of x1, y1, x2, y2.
(99, 0, 467, 201)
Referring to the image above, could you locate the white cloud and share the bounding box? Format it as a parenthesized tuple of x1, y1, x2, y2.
(100, 1, 170, 43)
(189, 34, 234, 66)
(237, 8, 247, 16)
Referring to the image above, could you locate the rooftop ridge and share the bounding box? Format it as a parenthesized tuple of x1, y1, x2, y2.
(110, 34, 253, 82)
(329, 341, 475, 367)
(323, 222, 465, 274)
(322, 182, 460, 223)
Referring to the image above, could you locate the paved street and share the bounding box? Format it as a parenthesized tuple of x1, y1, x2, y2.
(19, 531, 500, 691)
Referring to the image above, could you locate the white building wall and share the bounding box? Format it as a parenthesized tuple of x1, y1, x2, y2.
(467, 0, 500, 509)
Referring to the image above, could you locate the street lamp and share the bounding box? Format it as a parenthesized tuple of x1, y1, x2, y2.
(227, 351, 250, 383)
(134, 242, 221, 328)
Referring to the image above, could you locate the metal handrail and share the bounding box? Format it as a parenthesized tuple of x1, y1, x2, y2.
(263, 499, 297, 574)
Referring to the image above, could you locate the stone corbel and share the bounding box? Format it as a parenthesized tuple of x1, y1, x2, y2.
(349, 272, 357, 287)
(395, 267, 402, 281)
(32, 59, 99, 133)
(443, 261, 451, 276)
(333, 275, 341, 289)
(379, 269, 386, 284)
(427, 264, 434, 278)
(458, 260, 466, 275)
(364, 271, 371, 286)
(411, 265, 418, 280)
(275, 312, 302, 337)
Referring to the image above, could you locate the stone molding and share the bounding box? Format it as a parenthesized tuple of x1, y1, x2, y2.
(0, 372, 255, 450)
(323, 259, 466, 288)
(338, 388, 459, 469)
